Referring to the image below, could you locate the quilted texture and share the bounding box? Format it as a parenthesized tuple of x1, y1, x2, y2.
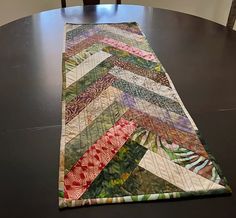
(58, 23, 231, 208)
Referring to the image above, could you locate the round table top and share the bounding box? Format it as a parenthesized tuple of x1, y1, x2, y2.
(0, 4, 236, 218)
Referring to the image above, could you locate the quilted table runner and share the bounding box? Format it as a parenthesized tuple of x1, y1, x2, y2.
(59, 22, 231, 208)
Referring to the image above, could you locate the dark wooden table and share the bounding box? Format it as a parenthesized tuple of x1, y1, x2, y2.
(0, 4, 235, 218)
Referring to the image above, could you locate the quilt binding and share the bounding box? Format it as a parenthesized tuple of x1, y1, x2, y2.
(58, 22, 232, 208)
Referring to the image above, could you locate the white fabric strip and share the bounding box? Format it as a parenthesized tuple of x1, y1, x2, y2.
(65, 43, 107, 70)
(65, 86, 124, 144)
(59, 101, 66, 191)
(109, 66, 178, 101)
(66, 24, 82, 33)
(99, 24, 145, 42)
(66, 51, 111, 88)
(139, 150, 225, 192)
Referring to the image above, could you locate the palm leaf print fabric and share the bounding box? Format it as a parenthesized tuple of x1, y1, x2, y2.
(59, 22, 231, 208)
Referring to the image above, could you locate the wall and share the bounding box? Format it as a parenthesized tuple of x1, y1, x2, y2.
(121, 0, 233, 26)
(0, 0, 235, 30)
(0, 0, 78, 26)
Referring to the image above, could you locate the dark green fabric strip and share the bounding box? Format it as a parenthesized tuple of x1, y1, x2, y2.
(64, 60, 114, 103)
(65, 43, 107, 74)
(103, 46, 164, 73)
(66, 25, 94, 41)
(80, 140, 147, 199)
(121, 166, 183, 195)
(64, 101, 127, 173)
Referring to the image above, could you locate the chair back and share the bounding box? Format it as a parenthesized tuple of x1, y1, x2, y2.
(61, 0, 121, 8)
(227, 0, 235, 29)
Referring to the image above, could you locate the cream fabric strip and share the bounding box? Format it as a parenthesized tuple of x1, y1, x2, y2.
(139, 150, 225, 192)
(109, 66, 178, 102)
(99, 24, 145, 42)
(65, 86, 124, 144)
(66, 51, 111, 88)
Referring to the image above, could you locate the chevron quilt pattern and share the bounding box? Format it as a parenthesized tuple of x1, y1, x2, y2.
(58, 22, 231, 208)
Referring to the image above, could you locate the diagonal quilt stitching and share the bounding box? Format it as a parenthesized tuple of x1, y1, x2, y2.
(59, 22, 231, 208)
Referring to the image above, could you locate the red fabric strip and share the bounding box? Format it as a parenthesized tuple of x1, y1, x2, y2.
(64, 117, 137, 200)
(101, 37, 157, 62)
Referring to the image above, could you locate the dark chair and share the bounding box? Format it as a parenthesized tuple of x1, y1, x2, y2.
(227, 0, 236, 29)
(61, 0, 121, 8)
